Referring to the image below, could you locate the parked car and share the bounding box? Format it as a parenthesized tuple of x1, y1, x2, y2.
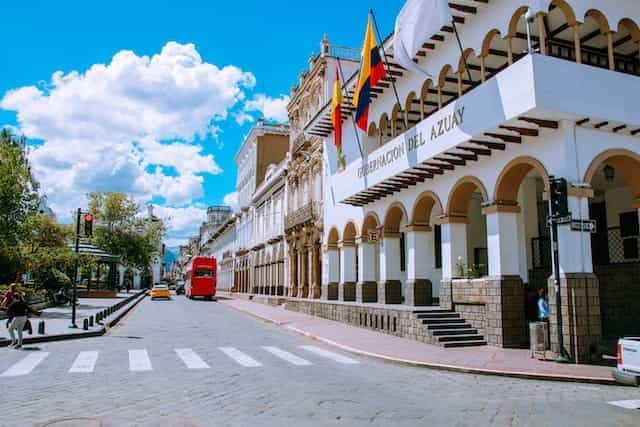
(175, 281, 185, 295)
(612, 337, 640, 386)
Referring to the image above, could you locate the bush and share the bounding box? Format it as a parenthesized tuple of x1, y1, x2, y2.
(0, 283, 47, 298)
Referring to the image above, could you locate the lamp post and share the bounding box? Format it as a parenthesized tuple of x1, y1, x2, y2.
(70, 208, 81, 328)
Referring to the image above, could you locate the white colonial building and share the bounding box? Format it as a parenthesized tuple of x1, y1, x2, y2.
(303, 0, 640, 363)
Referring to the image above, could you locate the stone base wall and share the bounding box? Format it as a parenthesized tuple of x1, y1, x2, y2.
(356, 281, 377, 303)
(440, 276, 526, 348)
(548, 273, 601, 364)
(378, 280, 402, 304)
(405, 280, 433, 306)
(596, 263, 640, 339)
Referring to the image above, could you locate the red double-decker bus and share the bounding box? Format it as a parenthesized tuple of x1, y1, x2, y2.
(185, 257, 216, 300)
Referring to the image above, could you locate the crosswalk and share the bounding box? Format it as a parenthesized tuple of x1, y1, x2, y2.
(0, 345, 359, 377)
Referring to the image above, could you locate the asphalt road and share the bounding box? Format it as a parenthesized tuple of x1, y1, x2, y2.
(1, 294, 639, 427)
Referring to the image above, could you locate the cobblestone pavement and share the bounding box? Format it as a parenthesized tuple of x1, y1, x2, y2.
(1, 295, 639, 427)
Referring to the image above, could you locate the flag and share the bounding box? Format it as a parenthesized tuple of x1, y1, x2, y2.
(353, 14, 387, 132)
(330, 68, 344, 167)
(393, 0, 452, 77)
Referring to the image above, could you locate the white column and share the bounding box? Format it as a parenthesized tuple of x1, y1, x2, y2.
(485, 209, 521, 276)
(558, 195, 593, 273)
(327, 248, 340, 283)
(405, 228, 433, 282)
(358, 242, 377, 282)
(340, 245, 357, 283)
(441, 221, 467, 279)
(379, 236, 401, 282)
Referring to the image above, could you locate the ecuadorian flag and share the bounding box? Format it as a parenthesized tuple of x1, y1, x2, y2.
(353, 15, 387, 131)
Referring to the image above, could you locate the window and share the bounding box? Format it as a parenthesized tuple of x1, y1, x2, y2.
(434, 225, 442, 269)
(195, 269, 215, 278)
(400, 232, 406, 272)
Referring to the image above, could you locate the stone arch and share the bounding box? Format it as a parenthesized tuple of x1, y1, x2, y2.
(619, 18, 640, 43)
(391, 102, 404, 137)
(383, 202, 408, 233)
(447, 176, 489, 216)
(481, 29, 502, 58)
(367, 122, 378, 138)
(550, 0, 577, 27)
(585, 9, 611, 35)
(343, 221, 358, 242)
(411, 191, 443, 225)
(420, 79, 434, 100)
(437, 64, 453, 88)
(379, 113, 391, 144)
(361, 212, 380, 237)
(506, 7, 530, 39)
(584, 149, 640, 205)
(457, 48, 476, 75)
(494, 156, 551, 203)
(327, 227, 340, 247)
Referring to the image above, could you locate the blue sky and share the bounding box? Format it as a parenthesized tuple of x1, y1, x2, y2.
(0, 0, 401, 246)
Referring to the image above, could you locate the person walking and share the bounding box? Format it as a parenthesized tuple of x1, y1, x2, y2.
(1, 284, 19, 309)
(7, 294, 35, 349)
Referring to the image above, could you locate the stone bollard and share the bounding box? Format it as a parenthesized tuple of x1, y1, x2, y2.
(83, 318, 89, 330)
(89, 316, 94, 327)
(38, 320, 45, 335)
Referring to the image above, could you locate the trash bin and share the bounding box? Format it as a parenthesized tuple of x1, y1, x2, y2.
(530, 321, 549, 359)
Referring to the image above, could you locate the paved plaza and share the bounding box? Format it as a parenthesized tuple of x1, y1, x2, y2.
(1, 294, 639, 427)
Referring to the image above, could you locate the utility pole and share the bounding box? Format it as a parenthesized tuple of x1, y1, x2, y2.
(70, 208, 81, 328)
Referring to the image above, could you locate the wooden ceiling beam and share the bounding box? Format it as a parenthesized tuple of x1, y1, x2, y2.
(469, 140, 506, 150)
(517, 116, 559, 129)
(499, 125, 539, 137)
(485, 132, 522, 143)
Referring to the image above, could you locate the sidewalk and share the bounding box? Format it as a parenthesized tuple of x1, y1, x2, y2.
(220, 296, 617, 385)
(0, 290, 146, 346)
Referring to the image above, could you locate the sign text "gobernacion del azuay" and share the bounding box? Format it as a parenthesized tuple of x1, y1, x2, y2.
(357, 107, 465, 179)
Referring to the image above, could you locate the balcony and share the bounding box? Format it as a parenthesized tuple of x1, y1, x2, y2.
(285, 201, 322, 231)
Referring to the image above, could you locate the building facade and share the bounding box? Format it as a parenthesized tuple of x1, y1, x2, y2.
(284, 37, 359, 299)
(233, 119, 290, 294)
(306, 0, 640, 363)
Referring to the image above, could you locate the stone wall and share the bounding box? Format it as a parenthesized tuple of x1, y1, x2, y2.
(595, 263, 640, 339)
(440, 276, 526, 348)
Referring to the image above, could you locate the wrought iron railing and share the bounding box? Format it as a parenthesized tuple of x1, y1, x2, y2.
(285, 201, 322, 231)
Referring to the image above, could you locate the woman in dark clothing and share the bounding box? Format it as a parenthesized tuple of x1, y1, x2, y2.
(7, 295, 35, 349)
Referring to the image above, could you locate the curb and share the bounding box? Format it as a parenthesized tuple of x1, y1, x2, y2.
(0, 290, 147, 347)
(220, 299, 618, 386)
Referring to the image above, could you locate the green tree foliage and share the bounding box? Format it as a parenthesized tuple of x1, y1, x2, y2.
(19, 214, 74, 290)
(88, 192, 164, 272)
(0, 129, 40, 282)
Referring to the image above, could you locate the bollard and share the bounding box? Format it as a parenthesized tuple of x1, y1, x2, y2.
(89, 316, 94, 327)
(38, 320, 45, 335)
(83, 318, 89, 330)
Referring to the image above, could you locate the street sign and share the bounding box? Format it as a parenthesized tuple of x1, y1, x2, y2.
(549, 214, 572, 225)
(570, 219, 597, 233)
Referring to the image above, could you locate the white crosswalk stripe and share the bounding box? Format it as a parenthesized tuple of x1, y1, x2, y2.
(608, 400, 640, 410)
(262, 346, 313, 366)
(299, 345, 360, 364)
(129, 349, 152, 372)
(175, 348, 210, 369)
(219, 347, 263, 367)
(69, 351, 99, 373)
(1, 352, 50, 377)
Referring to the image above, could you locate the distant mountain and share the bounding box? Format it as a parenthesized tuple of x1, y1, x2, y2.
(163, 247, 178, 272)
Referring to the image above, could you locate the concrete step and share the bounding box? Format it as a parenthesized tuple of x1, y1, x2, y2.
(412, 309, 451, 314)
(422, 318, 466, 325)
(426, 322, 472, 330)
(431, 328, 478, 336)
(416, 312, 460, 320)
(442, 340, 488, 348)
(437, 334, 486, 343)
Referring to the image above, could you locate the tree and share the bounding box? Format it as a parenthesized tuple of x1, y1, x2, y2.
(88, 192, 165, 273)
(19, 214, 74, 291)
(0, 129, 40, 282)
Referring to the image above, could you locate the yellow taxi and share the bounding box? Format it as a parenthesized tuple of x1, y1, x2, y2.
(150, 284, 171, 300)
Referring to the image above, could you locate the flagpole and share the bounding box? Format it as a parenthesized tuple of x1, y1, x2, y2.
(452, 21, 474, 86)
(336, 57, 365, 159)
(369, 9, 404, 114)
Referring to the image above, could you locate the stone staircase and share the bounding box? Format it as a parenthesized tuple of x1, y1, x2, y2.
(413, 309, 487, 348)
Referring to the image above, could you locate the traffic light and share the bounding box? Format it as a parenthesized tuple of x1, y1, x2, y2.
(549, 177, 569, 218)
(84, 213, 94, 237)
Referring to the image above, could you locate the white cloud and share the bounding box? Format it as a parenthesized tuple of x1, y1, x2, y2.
(242, 94, 290, 123)
(223, 191, 239, 212)
(0, 42, 255, 240)
(151, 205, 208, 246)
